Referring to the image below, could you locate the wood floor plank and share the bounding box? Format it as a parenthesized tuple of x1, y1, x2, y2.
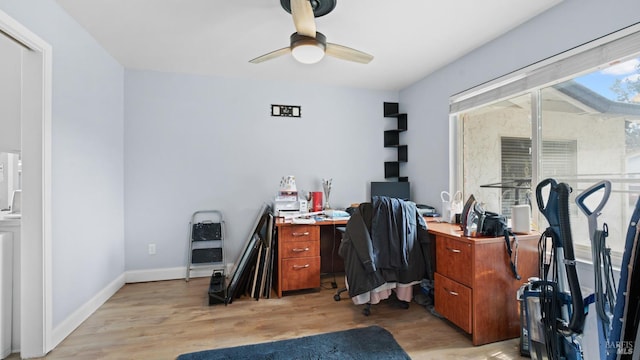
(11, 275, 526, 359)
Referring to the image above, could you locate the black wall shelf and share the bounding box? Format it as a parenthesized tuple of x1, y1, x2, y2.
(397, 145, 408, 162)
(383, 102, 399, 117)
(383, 102, 408, 182)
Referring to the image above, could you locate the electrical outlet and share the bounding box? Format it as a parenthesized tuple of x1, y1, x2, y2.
(148, 243, 156, 255)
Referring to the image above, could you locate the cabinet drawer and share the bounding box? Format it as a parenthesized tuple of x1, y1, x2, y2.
(278, 225, 319, 242)
(435, 272, 472, 334)
(436, 236, 472, 286)
(282, 240, 319, 258)
(281, 256, 320, 291)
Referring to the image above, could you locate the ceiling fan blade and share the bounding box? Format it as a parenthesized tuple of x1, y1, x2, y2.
(249, 47, 291, 64)
(290, 0, 316, 37)
(325, 43, 374, 64)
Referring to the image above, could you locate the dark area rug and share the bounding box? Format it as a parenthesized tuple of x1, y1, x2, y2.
(176, 325, 410, 360)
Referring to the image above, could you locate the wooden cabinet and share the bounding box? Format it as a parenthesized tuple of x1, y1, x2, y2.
(435, 236, 472, 286)
(275, 224, 321, 297)
(429, 221, 539, 346)
(435, 272, 472, 333)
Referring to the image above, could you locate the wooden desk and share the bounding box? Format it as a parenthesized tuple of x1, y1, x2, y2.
(274, 218, 347, 297)
(274, 217, 536, 345)
(427, 220, 539, 345)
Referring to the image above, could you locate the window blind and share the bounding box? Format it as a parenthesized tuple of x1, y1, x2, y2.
(501, 137, 532, 214)
(541, 140, 577, 179)
(500, 137, 576, 214)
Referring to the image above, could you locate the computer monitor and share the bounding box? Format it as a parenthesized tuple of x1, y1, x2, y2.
(370, 181, 410, 201)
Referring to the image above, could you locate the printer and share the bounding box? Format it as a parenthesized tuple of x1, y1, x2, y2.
(273, 175, 310, 217)
(273, 190, 301, 217)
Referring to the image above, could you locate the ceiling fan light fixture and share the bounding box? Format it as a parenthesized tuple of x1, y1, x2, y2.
(292, 42, 325, 64)
(290, 32, 326, 64)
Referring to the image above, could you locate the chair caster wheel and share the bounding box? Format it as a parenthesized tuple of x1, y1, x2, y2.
(362, 303, 372, 316)
(334, 294, 341, 301)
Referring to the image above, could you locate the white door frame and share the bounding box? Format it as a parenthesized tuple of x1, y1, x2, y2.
(0, 9, 53, 358)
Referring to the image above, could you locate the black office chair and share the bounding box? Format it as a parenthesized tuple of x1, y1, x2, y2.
(333, 203, 378, 316)
(333, 199, 425, 316)
(332, 203, 385, 316)
(333, 220, 406, 316)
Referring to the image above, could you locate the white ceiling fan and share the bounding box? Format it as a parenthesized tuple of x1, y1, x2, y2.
(249, 0, 373, 65)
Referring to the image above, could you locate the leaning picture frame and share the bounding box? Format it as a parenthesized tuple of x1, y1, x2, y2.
(225, 203, 272, 303)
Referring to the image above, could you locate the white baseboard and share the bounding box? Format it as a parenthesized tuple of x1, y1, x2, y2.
(49, 266, 220, 352)
(124, 266, 213, 283)
(50, 273, 125, 349)
(125, 267, 185, 283)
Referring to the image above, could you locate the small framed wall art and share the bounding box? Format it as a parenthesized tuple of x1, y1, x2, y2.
(271, 104, 301, 117)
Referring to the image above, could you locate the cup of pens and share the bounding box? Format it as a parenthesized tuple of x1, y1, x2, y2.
(322, 178, 332, 210)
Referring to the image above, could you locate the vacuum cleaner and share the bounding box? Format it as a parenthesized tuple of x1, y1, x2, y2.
(607, 194, 640, 359)
(576, 180, 615, 360)
(576, 180, 640, 359)
(521, 178, 640, 359)
(522, 178, 587, 360)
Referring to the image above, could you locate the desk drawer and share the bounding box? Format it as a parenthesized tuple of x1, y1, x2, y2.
(281, 256, 320, 291)
(282, 240, 319, 258)
(436, 236, 472, 286)
(435, 272, 472, 334)
(278, 225, 319, 242)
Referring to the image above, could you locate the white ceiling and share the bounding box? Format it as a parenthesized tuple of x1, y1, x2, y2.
(55, 0, 562, 91)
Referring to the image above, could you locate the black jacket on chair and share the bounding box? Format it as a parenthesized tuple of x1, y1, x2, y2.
(338, 197, 429, 299)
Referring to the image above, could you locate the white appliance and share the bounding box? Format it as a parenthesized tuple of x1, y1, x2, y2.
(273, 190, 300, 217)
(0, 191, 21, 220)
(0, 232, 12, 359)
(9, 190, 20, 215)
(511, 204, 531, 234)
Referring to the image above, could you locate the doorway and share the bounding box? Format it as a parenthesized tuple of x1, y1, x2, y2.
(0, 9, 53, 358)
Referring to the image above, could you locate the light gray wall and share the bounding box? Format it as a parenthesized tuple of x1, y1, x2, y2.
(0, 0, 125, 328)
(0, 33, 21, 153)
(124, 69, 396, 270)
(401, 0, 640, 209)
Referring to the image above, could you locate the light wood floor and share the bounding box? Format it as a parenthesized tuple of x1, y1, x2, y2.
(11, 275, 526, 360)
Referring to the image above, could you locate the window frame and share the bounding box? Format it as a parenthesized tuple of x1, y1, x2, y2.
(449, 24, 640, 266)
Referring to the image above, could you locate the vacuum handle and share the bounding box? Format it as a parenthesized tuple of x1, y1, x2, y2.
(575, 180, 611, 217)
(535, 178, 558, 216)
